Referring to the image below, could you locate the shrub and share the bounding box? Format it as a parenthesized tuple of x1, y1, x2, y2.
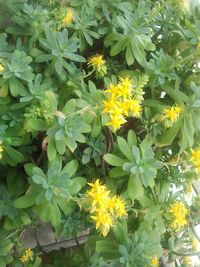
(0, 0, 200, 266)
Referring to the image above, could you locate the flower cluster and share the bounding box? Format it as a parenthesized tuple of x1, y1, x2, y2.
(61, 8, 74, 27)
(19, 248, 33, 264)
(160, 104, 183, 127)
(150, 256, 159, 267)
(25, 105, 54, 125)
(169, 201, 189, 232)
(82, 179, 127, 237)
(190, 147, 200, 173)
(88, 54, 107, 78)
(103, 77, 143, 131)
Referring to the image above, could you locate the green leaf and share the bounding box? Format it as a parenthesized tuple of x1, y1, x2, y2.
(24, 163, 37, 177)
(62, 99, 77, 115)
(141, 173, 155, 188)
(168, 237, 175, 251)
(0, 258, 6, 267)
(32, 256, 42, 267)
(36, 202, 51, 222)
(125, 44, 134, 66)
(109, 167, 128, 177)
(61, 159, 78, 178)
(65, 136, 77, 152)
(4, 146, 24, 163)
(0, 245, 13, 257)
(91, 116, 101, 138)
(47, 138, 57, 161)
(27, 118, 47, 131)
(57, 198, 74, 215)
(56, 138, 66, 155)
(67, 179, 84, 195)
(9, 77, 21, 97)
(117, 136, 134, 162)
(96, 240, 119, 256)
(110, 37, 128, 56)
(104, 154, 125, 167)
(55, 56, 63, 75)
(183, 114, 194, 147)
(113, 222, 128, 244)
(132, 145, 141, 164)
(127, 130, 137, 147)
(50, 201, 61, 227)
(157, 120, 181, 147)
(35, 54, 54, 62)
(127, 174, 144, 201)
(14, 186, 39, 208)
(32, 175, 48, 189)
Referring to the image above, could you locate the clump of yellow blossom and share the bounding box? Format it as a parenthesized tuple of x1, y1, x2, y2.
(88, 54, 107, 78)
(103, 77, 144, 131)
(25, 101, 54, 125)
(190, 147, 200, 173)
(19, 248, 33, 264)
(160, 104, 183, 128)
(150, 255, 159, 267)
(0, 141, 4, 160)
(182, 256, 193, 266)
(169, 201, 189, 232)
(192, 237, 199, 252)
(61, 8, 74, 27)
(81, 179, 127, 237)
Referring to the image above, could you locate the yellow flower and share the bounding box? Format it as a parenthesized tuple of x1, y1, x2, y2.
(106, 114, 126, 131)
(151, 255, 159, 267)
(169, 201, 189, 231)
(102, 99, 118, 114)
(87, 179, 104, 191)
(128, 98, 142, 118)
(20, 254, 29, 264)
(87, 179, 110, 210)
(104, 83, 119, 98)
(0, 63, 4, 73)
(88, 189, 110, 210)
(118, 100, 130, 116)
(88, 54, 105, 69)
(118, 77, 133, 98)
(113, 196, 127, 218)
(192, 238, 199, 251)
(106, 197, 116, 215)
(19, 248, 33, 264)
(182, 256, 193, 266)
(82, 179, 127, 237)
(161, 104, 183, 124)
(91, 211, 113, 237)
(190, 147, 200, 173)
(25, 248, 33, 258)
(62, 8, 74, 27)
(88, 54, 107, 77)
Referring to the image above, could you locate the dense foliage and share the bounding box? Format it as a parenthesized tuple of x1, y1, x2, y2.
(0, 0, 200, 266)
